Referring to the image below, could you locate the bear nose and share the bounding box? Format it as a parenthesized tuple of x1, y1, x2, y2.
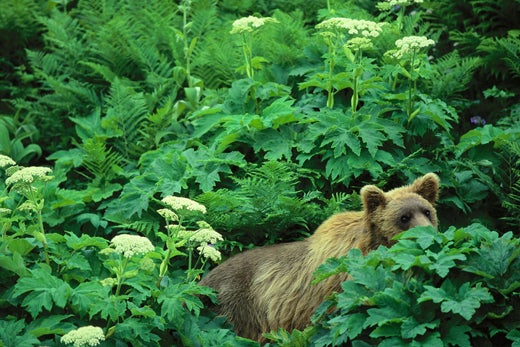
(410, 214, 433, 228)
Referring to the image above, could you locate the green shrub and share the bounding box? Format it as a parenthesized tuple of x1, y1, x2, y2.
(304, 224, 520, 346)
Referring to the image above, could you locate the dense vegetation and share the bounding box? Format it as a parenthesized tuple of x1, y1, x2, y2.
(0, 0, 519, 346)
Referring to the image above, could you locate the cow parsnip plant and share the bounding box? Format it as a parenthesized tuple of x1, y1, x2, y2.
(304, 224, 520, 346)
(0, 156, 253, 346)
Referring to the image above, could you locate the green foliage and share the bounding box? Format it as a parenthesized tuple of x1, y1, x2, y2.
(0, 158, 250, 347)
(1, 0, 519, 345)
(501, 142, 520, 228)
(198, 161, 333, 245)
(0, 114, 42, 164)
(304, 224, 520, 346)
(478, 30, 520, 80)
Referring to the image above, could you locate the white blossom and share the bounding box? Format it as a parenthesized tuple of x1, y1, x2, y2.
(377, 0, 424, 11)
(161, 196, 207, 214)
(5, 166, 52, 187)
(191, 222, 224, 244)
(170, 223, 223, 246)
(157, 208, 179, 222)
(0, 155, 16, 169)
(197, 243, 222, 262)
(0, 207, 12, 216)
(230, 15, 278, 34)
(61, 326, 105, 347)
(316, 18, 384, 38)
(110, 234, 154, 258)
(345, 37, 374, 50)
(389, 35, 435, 59)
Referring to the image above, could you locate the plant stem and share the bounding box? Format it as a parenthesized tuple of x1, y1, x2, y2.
(326, 41, 336, 109)
(242, 33, 254, 79)
(351, 49, 362, 114)
(115, 256, 129, 297)
(157, 247, 172, 288)
(37, 209, 50, 266)
(407, 49, 416, 118)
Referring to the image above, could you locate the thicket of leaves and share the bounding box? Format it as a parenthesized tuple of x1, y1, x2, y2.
(265, 224, 520, 346)
(1, 0, 519, 345)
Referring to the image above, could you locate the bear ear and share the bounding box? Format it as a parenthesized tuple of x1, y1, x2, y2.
(361, 185, 387, 214)
(410, 173, 440, 204)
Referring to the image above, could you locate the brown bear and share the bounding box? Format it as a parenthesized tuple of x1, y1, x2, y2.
(199, 173, 440, 342)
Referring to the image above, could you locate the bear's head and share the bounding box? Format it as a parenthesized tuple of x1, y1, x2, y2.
(360, 173, 440, 247)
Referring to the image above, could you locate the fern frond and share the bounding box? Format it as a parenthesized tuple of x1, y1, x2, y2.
(501, 141, 520, 228)
(428, 50, 482, 101)
(113, 220, 160, 236)
(103, 79, 150, 159)
(256, 10, 309, 67)
(80, 137, 124, 185)
(478, 31, 520, 79)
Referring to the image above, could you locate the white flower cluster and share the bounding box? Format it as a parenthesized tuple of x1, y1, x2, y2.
(61, 326, 105, 347)
(0, 155, 16, 169)
(110, 234, 154, 258)
(390, 35, 435, 59)
(316, 18, 384, 38)
(345, 37, 374, 50)
(5, 166, 52, 187)
(157, 208, 179, 222)
(161, 196, 207, 214)
(230, 15, 278, 34)
(169, 221, 223, 262)
(197, 243, 222, 262)
(377, 0, 424, 11)
(191, 222, 224, 244)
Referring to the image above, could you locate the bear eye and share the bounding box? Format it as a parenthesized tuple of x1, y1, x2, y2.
(424, 210, 431, 218)
(400, 215, 411, 224)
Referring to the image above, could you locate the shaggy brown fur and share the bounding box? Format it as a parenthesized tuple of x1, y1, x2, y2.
(199, 173, 440, 342)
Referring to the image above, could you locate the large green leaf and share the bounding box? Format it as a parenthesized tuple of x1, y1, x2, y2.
(0, 319, 41, 347)
(12, 267, 72, 318)
(70, 281, 111, 317)
(419, 282, 493, 320)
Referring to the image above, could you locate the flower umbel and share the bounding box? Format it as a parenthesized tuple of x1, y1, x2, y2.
(157, 208, 179, 222)
(61, 326, 105, 347)
(230, 15, 278, 34)
(316, 18, 384, 38)
(345, 37, 374, 51)
(5, 166, 52, 188)
(0, 155, 16, 169)
(197, 243, 222, 262)
(111, 234, 154, 258)
(161, 196, 207, 213)
(390, 35, 435, 59)
(377, 0, 424, 11)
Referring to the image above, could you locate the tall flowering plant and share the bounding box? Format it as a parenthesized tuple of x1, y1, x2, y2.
(309, 18, 384, 109)
(0, 155, 53, 266)
(386, 35, 435, 119)
(230, 15, 278, 79)
(377, 0, 425, 31)
(157, 196, 223, 284)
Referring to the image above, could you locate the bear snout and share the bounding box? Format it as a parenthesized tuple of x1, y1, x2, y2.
(409, 211, 437, 229)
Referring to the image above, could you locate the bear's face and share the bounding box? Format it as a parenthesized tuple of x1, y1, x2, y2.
(360, 173, 440, 246)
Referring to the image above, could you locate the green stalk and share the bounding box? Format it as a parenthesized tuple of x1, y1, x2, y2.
(27, 187, 50, 266)
(157, 247, 172, 288)
(351, 49, 362, 114)
(115, 256, 129, 297)
(37, 209, 50, 266)
(182, 0, 193, 86)
(326, 41, 336, 109)
(242, 33, 254, 79)
(407, 49, 416, 118)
